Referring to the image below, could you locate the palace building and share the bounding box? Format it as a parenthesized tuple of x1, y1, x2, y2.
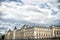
(4, 25, 60, 40)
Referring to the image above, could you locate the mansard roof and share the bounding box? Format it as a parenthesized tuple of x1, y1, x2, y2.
(50, 25, 60, 28)
(16, 25, 60, 31)
(21, 25, 60, 29)
(21, 25, 50, 29)
(53, 25, 60, 27)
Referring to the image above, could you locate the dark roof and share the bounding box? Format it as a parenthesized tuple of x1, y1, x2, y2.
(16, 25, 60, 31)
(53, 25, 60, 27)
(21, 25, 50, 29)
(50, 25, 60, 28)
(8, 29, 11, 32)
(14, 26, 17, 30)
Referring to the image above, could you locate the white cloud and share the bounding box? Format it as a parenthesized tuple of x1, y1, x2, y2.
(22, 0, 47, 4)
(22, 0, 59, 5)
(1, 1, 59, 25)
(0, 0, 60, 34)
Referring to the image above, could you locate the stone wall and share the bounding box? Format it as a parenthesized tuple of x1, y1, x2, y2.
(4, 37, 60, 40)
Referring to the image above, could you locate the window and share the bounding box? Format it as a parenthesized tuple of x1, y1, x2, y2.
(57, 31, 58, 35)
(54, 31, 56, 34)
(42, 33, 43, 36)
(54, 31, 60, 35)
(57, 31, 60, 35)
(59, 31, 60, 34)
(44, 34, 45, 36)
(46, 34, 47, 36)
(39, 33, 40, 36)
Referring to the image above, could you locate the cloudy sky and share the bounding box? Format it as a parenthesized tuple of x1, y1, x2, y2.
(0, 0, 60, 33)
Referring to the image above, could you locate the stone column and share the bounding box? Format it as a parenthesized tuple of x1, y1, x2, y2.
(13, 30, 16, 39)
(7, 32, 10, 40)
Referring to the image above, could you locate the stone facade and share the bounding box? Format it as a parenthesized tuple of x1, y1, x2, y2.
(4, 25, 60, 40)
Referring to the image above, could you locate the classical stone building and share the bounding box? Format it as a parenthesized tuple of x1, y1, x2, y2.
(4, 25, 60, 40)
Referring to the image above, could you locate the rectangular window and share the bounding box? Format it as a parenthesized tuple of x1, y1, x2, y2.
(59, 31, 60, 34)
(57, 31, 58, 35)
(46, 34, 47, 36)
(54, 31, 56, 34)
(44, 34, 45, 36)
(54, 31, 60, 35)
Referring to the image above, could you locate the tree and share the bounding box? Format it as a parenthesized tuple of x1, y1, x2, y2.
(1, 35, 5, 40)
